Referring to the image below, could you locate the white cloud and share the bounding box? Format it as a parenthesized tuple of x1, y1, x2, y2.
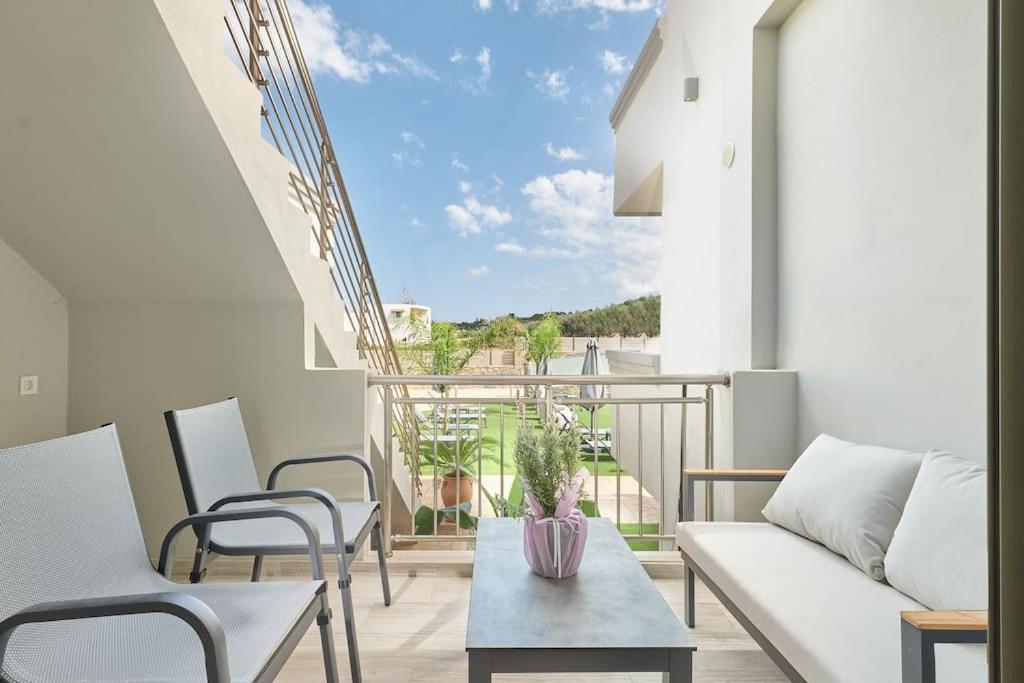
(283, 0, 437, 83)
(391, 150, 423, 167)
(536, 0, 656, 13)
(444, 185, 512, 237)
(545, 142, 586, 161)
(587, 11, 611, 30)
(469, 265, 491, 277)
(527, 68, 571, 101)
(444, 205, 479, 235)
(476, 47, 493, 88)
(454, 46, 493, 93)
(476, 0, 493, 9)
(495, 241, 526, 254)
(601, 49, 631, 75)
(504, 0, 521, 9)
(459, 180, 474, 194)
(519, 169, 660, 297)
(465, 197, 512, 226)
(452, 154, 470, 172)
(400, 131, 425, 149)
(409, 217, 425, 230)
(393, 131, 424, 167)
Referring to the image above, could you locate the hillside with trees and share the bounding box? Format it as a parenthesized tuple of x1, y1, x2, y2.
(453, 295, 660, 339)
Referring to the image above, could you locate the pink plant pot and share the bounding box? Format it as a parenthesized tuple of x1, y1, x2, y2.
(522, 513, 588, 579)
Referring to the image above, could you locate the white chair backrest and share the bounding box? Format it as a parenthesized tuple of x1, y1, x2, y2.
(0, 426, 155, 622)
(165, 397, 262, 514)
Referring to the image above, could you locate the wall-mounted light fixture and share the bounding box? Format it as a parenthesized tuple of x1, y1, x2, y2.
(683, 77, 699, 102)
(722, 143, 736, 169)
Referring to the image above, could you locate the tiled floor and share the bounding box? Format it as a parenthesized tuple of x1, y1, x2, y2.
(192, 558, 785, 682)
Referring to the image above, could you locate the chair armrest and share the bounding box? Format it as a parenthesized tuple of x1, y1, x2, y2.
(0, 592, 230, 682)
(158, 506, 325, 581)
(207, 487, 346, 557)
(268, 453, 378, 501)
(682, 469, 789, 522)
(900, 611, 987, 683)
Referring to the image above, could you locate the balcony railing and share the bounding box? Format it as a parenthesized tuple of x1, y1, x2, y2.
(223, 0, 416, 448)
(369, 373, 730, 554)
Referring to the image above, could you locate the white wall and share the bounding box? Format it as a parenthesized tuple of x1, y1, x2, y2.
(68, 302, 370, 556)
(776, 0, 988, 460)
(614, 0, 988, 479)
(0, 237, 68, 448)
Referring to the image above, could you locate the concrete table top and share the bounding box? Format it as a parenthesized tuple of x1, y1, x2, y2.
(465, 517, 695, 680)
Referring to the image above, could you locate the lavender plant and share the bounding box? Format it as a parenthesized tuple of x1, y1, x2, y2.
(513, 421, 582, 518)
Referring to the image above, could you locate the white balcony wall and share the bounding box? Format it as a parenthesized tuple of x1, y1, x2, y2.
(775, 0, 988, 461)
(68, 302, 370, 558)
(0, 237, 68, 449)
(614, 0, 988, 491)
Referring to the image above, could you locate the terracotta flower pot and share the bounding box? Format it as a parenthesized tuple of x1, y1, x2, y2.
(440, 472, 473, 509)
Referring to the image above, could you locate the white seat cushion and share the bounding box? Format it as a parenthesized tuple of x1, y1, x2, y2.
(761, 434, 924, 580)
(676, 522, 986, 682)
(885, 452, 988, 610)
(210, 500, 379, 554)
(3, 580, 320, 683)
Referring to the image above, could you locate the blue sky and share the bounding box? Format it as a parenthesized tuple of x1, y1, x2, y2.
(291, 0, 662, 322)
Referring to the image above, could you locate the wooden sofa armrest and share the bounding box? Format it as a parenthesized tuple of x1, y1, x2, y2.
(682, 469, 788, 522)
(683, 469, 789, 481)
(902, 610, 988, 632)
(900, 611, 987, 683)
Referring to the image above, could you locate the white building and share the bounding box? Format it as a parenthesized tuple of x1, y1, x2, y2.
(382, 303, 432, 343)
(609, 0, 987, 521)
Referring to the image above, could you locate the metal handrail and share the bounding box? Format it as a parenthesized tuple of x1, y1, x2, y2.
(370, 374, 731, 387)
(223, 0, 416, 453)
(372, 374, 729, 554)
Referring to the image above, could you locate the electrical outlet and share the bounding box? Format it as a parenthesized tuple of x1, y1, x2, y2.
(19, 376, 38, 396)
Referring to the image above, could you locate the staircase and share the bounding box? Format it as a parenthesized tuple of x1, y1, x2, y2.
(0, 0, 415, 538)
(158, 0, 418, 518)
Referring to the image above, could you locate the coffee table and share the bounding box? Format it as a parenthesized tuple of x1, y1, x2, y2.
(466, 518, 695, 681)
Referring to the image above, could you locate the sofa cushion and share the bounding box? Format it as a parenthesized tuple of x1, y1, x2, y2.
(676, 522, 987, 683)
(884, 452, 987, 610)
(761, 434, 923, 579)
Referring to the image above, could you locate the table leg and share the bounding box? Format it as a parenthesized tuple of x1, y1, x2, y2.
(468, 651, 492, 683)
(663, 650, 693, 683)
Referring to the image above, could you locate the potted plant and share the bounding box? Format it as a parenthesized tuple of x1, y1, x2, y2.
(431, 435, 479, 509)
(513, 421, 589, 578)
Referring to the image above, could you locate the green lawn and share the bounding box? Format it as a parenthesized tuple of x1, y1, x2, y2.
(618, 522, 662, 551)
(414, 403, 656, 543)
(418, 403, 626, 477)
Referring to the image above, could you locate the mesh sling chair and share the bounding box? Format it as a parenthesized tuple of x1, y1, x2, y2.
(0, 425, 340, 683)
(164, 397, 391, 683)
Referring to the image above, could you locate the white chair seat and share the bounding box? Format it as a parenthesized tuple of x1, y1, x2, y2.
(2, 580, 319, 683)
(212, 500, 379, 555)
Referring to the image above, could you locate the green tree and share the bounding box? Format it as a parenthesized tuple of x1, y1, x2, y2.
(482, 316, 525, 349)
(526, 315, 562, 372)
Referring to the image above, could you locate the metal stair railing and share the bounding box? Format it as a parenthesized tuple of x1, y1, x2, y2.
(223, 0, 417, 478)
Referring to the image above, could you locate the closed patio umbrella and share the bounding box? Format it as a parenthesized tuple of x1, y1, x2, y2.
(580, 340, 605, 455)
(580, 340, 604, 403)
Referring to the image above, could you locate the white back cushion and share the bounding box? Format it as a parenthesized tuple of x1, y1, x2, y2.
(884, 452, 987, 610)
(762, 434, 923, 580)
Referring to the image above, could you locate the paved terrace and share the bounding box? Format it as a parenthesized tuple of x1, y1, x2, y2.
(187, 558, 785, 682)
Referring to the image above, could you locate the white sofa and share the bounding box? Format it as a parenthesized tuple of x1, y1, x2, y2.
(676, 437, 988, 683)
